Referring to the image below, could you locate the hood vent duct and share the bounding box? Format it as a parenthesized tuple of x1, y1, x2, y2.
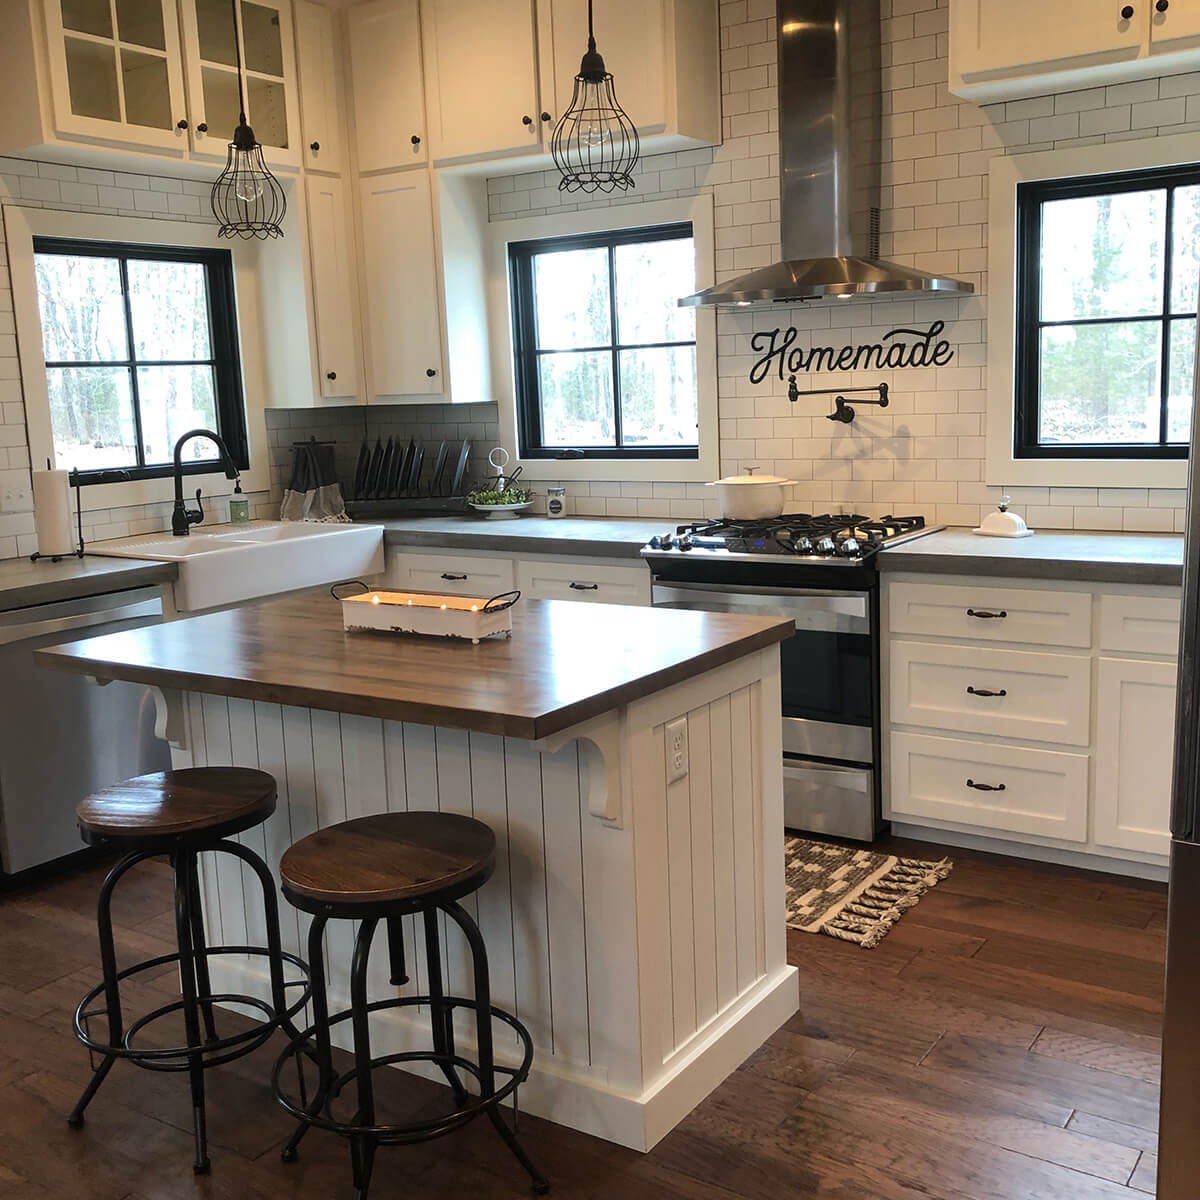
(681, 0, 974, 307)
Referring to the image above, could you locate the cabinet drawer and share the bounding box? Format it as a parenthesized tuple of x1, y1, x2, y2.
(387, 551, 514, 597)
(515, 558, 650, 606)
(1098, 594, 1181, 656)
(889, 731, 1089, 842)
(890, 640, 1091, 746)
(888, 581, 1092, 648)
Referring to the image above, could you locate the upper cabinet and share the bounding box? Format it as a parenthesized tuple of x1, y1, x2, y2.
(421, 0, 542, 163)
(178, 0, 301, 167)
(951, 0, 1200, 100)
(41, 0, 190, 151)
(348, 0, 428, 173)
(294, 0, 343, 172)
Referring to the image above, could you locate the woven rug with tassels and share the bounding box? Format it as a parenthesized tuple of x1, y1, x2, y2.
(784, 835, 953, 949)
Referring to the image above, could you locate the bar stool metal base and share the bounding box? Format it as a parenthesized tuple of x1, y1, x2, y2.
(272, 901, 548, 1197)
(68, 839, 312, 1175)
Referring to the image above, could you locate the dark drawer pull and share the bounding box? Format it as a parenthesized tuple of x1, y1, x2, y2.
(1121, 3, 1134, 15)
(966, 608, 1007, 619)
(966, 779, 1006, 792)
(440, 572, 468, 581)
(966, 687, 1007, 698)
(569, 582, 599, 591)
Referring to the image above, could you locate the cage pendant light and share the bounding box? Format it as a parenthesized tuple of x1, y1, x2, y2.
(550, 0, 639, 194)
(210, 0, 286, 238)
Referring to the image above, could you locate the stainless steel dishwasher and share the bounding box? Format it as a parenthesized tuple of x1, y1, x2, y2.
(0, 586, 171, 880)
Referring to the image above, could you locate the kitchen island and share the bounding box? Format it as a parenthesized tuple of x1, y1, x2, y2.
(38, 592, 797, 1152)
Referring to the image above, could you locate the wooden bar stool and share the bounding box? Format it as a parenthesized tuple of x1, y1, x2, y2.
(68, 767, 311, 1175)
(272, 812, 548, 1199)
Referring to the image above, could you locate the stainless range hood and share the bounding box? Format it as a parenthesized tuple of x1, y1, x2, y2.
(681, 0, 974, 307)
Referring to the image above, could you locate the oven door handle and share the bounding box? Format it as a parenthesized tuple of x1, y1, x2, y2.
(650, 578, 870, 602)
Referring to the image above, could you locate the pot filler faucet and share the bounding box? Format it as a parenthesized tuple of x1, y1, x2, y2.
(171, 428, 241, 536)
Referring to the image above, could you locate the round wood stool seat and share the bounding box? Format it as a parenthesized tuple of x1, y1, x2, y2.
(280, 812, 496, 913)
(76, 767, 277, 844)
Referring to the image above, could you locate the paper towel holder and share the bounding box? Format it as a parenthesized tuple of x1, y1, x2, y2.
(29, 466, 85, 563)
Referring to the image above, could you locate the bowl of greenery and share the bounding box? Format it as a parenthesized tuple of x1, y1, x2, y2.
(466, 483, 535, 519)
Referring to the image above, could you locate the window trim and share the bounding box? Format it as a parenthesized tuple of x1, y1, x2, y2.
(31, 235, 250, 486)
(1013, 165, 1197, 463)
(986, 134, 1195, 490)
(486, 193, 718, 485)
(508, 222, 699, 461)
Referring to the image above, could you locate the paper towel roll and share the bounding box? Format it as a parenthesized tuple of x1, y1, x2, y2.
(33, 469, 75, 557)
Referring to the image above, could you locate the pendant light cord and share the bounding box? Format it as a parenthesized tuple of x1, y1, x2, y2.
(230, 0, 248, 124)
(587, 0, 595, 53)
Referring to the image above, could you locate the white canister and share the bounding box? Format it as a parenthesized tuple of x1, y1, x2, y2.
(546, 486, 567, 519)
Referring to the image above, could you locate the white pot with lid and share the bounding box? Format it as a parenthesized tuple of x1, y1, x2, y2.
(706, 466, 798, 520)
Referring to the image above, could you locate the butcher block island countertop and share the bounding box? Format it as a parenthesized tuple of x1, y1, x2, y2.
(38, 590, 792, 739)
(38, 591, 798, 1154)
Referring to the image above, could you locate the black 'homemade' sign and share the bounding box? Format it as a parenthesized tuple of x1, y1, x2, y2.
(749, 320, 954, 385)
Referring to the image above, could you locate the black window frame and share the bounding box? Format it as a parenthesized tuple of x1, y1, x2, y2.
(32, 236, 249, 485)
(1015, 164, 1200, 462)
(509, 222, 699, 461)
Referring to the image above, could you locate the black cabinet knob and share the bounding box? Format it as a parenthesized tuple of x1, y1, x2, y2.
(540, 111, 552, 122)
(522, 114, 533, 126)
(176, 118, 188, 130)
(411, 134, 421, 145)
(309, 140, 320, 151)
(426, 368, 437, 377)
(1121, 3, 1134, 15)
(326, 371, 336, 380)
(1157, 0, 1169, 11)
(196, 122, 208, 133)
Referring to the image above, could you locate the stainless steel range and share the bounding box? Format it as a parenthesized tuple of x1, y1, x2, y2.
(642, 514, 939, 841)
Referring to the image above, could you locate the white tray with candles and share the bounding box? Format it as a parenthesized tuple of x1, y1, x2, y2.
(334, 583, 520, 644)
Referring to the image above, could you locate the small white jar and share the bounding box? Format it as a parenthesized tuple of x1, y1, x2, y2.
(546, 486, 567, 519)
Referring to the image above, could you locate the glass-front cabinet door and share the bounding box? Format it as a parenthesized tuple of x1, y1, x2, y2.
(179, 0, 301, 169)
(43, 0, 189, 150)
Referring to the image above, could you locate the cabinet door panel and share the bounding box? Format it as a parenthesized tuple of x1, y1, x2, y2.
(1150, 0, 1200, 54)
(515, 558, 651, 605)
(423, 0, 540, 162)
(388, 550, 515, 595)
(45, 0, 188, 149)
(952, 0, 1142, 82)
(348, 0, 427, 173)
(359, 172, 444, 398)
(541, 0, 667, 134)
(305, 176, 358, 399)
(294, 0, 342, 172)
(1095, 657, 1176, 856)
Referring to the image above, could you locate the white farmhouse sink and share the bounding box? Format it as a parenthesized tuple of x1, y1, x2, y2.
(90, 521, 384, 613)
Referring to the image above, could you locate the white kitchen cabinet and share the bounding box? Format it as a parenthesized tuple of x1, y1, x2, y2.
(304, 175, 358, 399)
(178, 0, 301, 168)
(39, 0, 190, 151)
(1098, 593, 1181, 656)
(421, 0, 542, 164)
(359, 171, 444, 399)
(347, 0, 428, 173)
(516, 557, 651, 605)
(294, 0, 343, 172)
(1095, 656, 1177, 856)
(387, 549, 516, 597)
(950, 0, 1200, 100)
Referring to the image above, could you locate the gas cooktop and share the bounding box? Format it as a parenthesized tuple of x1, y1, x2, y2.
(642, 514, 939, 564)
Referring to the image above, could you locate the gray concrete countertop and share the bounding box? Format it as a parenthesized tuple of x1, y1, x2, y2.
(376, 516, 666, 559)
(878, 527, 1184, 586)
(0, 554, 177, 614)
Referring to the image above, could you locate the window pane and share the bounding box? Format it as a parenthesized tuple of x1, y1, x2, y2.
(115, 0, 165, 50)
(1040, 190, 1165, 321)
(121, 49, 171, 130)
(538, 351, 614, 446)
(1039, 322, 1161, 444)
(242, 2, 284, 76)
(1173, 185, 1200, 314)
(35, 254, 127, 363)
(247, 76, 288, 149)
(533, 248, 610, 349)
(195, 0, 237, 65)
(619, 346, 697, 446)
(1169, 317, 1195, 443)
(615, 238, 695, 345)
(65, 37, 120, 122)
(201, 66, 240, 142)
(137, 366, 218, 465)
(62, 0, 112, 38)
(47, 367, 137, 471)
(128, 259, 211, 360)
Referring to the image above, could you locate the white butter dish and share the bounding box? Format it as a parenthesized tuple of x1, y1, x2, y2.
(973, 496, 1033, 538)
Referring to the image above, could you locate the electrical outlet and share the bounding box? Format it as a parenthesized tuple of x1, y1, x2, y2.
(0, 486, 32, 513)
(666, 717, 688, 784)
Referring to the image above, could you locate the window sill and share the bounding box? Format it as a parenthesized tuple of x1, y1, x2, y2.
(500, 451, 716, 485)
(985, 450, 1188, 490)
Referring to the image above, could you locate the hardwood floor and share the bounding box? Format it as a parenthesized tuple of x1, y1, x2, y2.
(0, 835, 1167, 1199)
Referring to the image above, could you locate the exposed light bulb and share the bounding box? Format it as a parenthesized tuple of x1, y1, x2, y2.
(234, 155, 265, 204)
